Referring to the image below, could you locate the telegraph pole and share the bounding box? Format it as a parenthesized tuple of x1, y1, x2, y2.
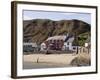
(75, 32, 78, 54)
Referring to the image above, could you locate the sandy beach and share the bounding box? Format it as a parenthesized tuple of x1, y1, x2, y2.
(23, 53, 78, 69)
(23, 51, 91, 69)
(23, 53, 78, 64)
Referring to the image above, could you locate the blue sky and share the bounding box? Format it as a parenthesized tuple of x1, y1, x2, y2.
(23, 10, 91, 24)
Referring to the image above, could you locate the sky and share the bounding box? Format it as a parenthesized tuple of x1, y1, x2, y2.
(23, 10, 91, 24)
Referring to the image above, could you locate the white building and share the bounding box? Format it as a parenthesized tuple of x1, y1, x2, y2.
(40, 42, 46, 51)
(62, 36, 75, 51)
(40, 34, 77, 51)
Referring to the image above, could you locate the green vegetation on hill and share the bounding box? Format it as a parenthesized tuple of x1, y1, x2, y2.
(78, 32, 90, 46)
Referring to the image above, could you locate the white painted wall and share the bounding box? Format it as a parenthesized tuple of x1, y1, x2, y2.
(69, 43, 73, 50)
(0, 0, 100, 80)
(63, 42, 73, 50)
(41, 43, 46, 51)
(85, 43, 88, 47)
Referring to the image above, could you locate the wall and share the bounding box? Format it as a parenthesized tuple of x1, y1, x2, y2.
(0, 0, 100, 80)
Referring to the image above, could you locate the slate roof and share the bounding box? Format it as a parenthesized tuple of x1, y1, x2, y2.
(46, 34, 74, 43)
(46, 35, 66, 41)
(23, 42, 38, 47)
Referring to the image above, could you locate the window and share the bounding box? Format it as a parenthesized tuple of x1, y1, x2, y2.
(73, 47, 76, 50)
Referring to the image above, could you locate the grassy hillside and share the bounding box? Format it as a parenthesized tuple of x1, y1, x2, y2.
(23, 19, 91, 45)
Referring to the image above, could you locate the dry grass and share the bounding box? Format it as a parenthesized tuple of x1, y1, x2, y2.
(70, 53, 91, 66)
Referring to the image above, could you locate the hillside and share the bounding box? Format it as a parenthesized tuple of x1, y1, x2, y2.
(23, 19, 91, 44)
